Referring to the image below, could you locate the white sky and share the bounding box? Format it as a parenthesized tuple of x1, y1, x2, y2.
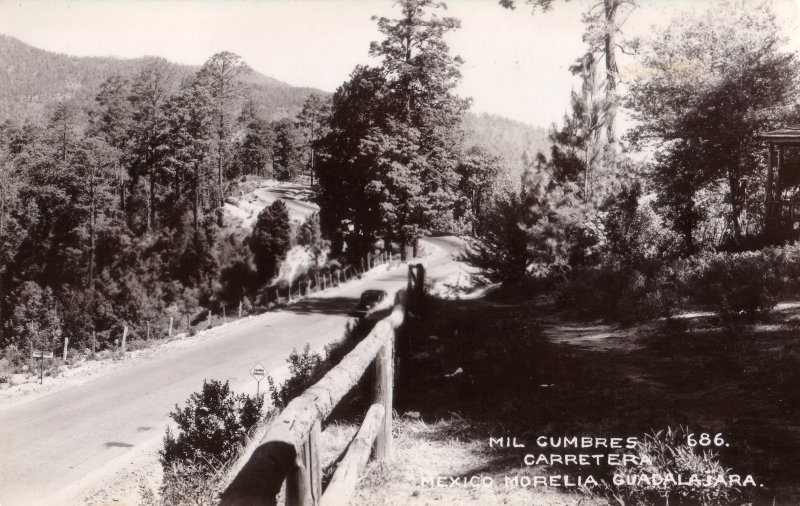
(0, 0, 798, 128)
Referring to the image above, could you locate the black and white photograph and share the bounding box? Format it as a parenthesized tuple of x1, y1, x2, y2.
(1, 0, 800, 504)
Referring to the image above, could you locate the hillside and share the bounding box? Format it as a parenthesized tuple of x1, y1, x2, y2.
(0, 34, 551, 183)
(463, 111, 550, 187)
(0, 34, 323, 124)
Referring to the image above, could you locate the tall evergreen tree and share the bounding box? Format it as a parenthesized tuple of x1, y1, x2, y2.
(162, 76, 215, 232)
(197, 52, 250, 210)
(249, 200, 292, 281)
(500, 0, 636, 147)
(316, 65, 388, 259)
(368, 0, 469, 253)
(271, 118, 303, 182)
(236, 100, 273, 178)
(295, 94, 331, 186)
(127, 59, 172, 233)
(88, 75, 132, 213)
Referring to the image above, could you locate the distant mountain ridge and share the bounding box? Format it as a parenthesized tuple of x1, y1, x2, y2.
(0, 34, 324, 124)
(0, 34, 550, 183)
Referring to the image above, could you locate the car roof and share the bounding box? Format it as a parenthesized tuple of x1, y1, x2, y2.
(361, 289, 387, 296)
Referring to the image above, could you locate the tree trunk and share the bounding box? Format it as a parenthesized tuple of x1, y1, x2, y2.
(148, 169, 155, 232)
(604, 0, 618, 147)
(88, 183, 95, 292)
(728, 171, 742, 241)
(0, 273, 4, 344)
(193, 162, 200, 233)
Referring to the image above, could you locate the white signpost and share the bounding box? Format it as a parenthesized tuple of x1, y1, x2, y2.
(32, 351, 55, 384)
(250, 362, 267, 397)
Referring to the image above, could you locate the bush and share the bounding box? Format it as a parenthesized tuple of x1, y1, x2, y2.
(160, 379, 264, 474)
(267, 343, 324, 409)
(601, 427, 739, 506)
(557, 259, 679, 324)
(557, 244, 800, 323)
(683, 251, 779, 319)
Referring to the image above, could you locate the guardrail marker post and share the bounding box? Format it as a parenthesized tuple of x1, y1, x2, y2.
(374, 334, 393, 460)
(147, 321, 150, 340)
(63, 337, 69, 361)
(208, 311, 212, 329)
(121, 326, 128, 352)
(168, 316, 173, 338)
(92, 331, 96, 355)
(239, 301, 243, 318)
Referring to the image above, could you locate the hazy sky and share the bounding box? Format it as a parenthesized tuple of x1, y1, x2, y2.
(0, 0, 798, 128)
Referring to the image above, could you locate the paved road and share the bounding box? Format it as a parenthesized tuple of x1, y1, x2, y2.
(0, 237, 463, 506)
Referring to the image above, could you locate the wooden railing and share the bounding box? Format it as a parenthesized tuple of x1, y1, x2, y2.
(221, 264, 425, 506)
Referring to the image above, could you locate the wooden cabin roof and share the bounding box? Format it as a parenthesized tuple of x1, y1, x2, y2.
(759, 125, 800, 144)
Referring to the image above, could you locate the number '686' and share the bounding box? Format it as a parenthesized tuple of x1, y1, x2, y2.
(687, 433, 726, 447)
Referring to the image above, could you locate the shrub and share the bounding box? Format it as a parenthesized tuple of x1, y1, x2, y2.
(267, 343, 323, 409)
(684, 252, 778, 319)
(557, 259, 679, 324)
(160, 379, 264, 474)
(601, 426, 739, 506)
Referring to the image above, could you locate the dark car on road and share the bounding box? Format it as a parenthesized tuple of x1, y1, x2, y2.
(352, 289, 388, 318)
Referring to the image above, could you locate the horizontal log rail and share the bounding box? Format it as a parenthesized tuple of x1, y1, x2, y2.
(320, 404, 385, 506)
(221, 264, 425, 506)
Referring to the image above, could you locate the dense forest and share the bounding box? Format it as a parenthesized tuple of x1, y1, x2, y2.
(0, 48, 337, 360)
(4, 0, 799, 368)
(0, 22, 547, 364)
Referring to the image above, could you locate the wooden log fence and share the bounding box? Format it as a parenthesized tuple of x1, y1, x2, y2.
(221, 275, 418, 506)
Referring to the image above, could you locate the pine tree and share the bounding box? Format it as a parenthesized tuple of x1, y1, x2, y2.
(127, 59, 172, 233)
(368, 0, 469, 252)
(316, 65, 387, 260)
(197, 52, 250, 209)
(500, 0, 637, 147)
(162, 76, 215, 232)
(249, 200, 292, 281)
(236, 100, 273, 178)
(271, 118, 303, 182)
(295, 94, 331, 186)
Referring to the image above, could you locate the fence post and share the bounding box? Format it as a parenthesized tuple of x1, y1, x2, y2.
(168, 316, 174, 338)
(373, 333, 394, 460)
(416, 264, 425, 308)
(63, 337, 69, 361)
(91, 331, 96, 355)
(121, 326, 128, 352)
(223, 307, 227, 322)
(147, 321, 150, 340)
(286, 452, 313, 506)
(239, 301, 243, 319)
(207, 312, 212, 330)
(306, 419, 322, 504)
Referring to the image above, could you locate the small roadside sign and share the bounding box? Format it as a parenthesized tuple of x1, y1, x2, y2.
(250, 362, 267, 380)
(32, 350, 55, 384)
(250, 362, 267, 397)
